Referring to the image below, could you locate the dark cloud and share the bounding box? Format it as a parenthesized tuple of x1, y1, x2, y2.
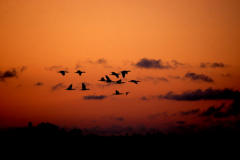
(221, 73, 232, 77)
(0, 68, 18, 81)
(199, 100, 240, 118)
(145, 76, 169, 83)
(148, 112, 175, 120)
(96, 58, 107, 64)
(200, 62, 228, 68)
(35, 82, 44, 86)
(159, 87, 240, 101)
(179, 109, 200, 116)
(140, 96, 148, 100)
(135, 58, 173, 69)
(51, 83, 65, 91)
(176, 121, 186, 125)
(83, 125, 133, 136)
(148, 113, 161, 120)
(101, 115, 124, 121)
(45, 65, 68, 71)
(184, 72, 214, 83)
(83, 95, 107, 100)
(172, 60, 192, 68)
(168, 75, 181, 79)
(19, 66, 27, 72)
(75, 63, 83, 70)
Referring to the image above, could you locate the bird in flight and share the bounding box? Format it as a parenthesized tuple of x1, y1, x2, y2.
(126, 92, 130, 95)
(110, 72, 119, 78)
(113, 90, 123, 95)
(58, 70, 69, 76)
(129, 80, 140, 84)
(105, 75, 115, 83)
(81, 83, 90, 91)
(116, 79, 125, 84)
(65, 84, 76, 90)
(75, 70, 85, 76)
(98, 77, 106, 81)
(120, 70, 130, 78)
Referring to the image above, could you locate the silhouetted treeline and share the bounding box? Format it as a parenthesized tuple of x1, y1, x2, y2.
(1, 122, 240, 152)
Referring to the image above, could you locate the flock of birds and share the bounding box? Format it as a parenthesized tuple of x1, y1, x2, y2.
(57, 70, 140, 95)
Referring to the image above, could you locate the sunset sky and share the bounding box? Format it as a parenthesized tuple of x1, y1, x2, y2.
(1, 0, 240, 135)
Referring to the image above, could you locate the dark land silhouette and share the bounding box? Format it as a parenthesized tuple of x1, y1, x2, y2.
(1, 121, 240, 152)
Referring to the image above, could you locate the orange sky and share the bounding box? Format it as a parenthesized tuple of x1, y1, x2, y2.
(1, 0, 240, 135)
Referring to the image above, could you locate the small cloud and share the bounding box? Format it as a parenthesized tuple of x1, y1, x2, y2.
(168, 75, 181, 79)
(135, 58, 173, 69)
(140, 96, 148, 100)
(221, 73, 232, 77)
(200, 62, 229, 68)
(171, 60, 192, 68)
(101, 115, 124, 121)
(45, 65, 68, 71)
(0, 68, 18, 81)
(176, 121, 186, 125)
(179, 109, 200, 116)
(35, 82, 44, 86)
(145, 76, 169, 82)
(83, 95, 107, 100)
(96, 58, 107, 64)
(19, 66, 27, 72)
(51, 83, 65, 91)
(147, 113, 161, 120)
(184, 72, 214, 83)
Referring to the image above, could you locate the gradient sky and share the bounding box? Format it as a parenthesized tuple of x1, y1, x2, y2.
(1, 0, 240, 135)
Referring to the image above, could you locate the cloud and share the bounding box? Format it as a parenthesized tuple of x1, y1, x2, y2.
(199, 100, 240, 118)
(176, 121, 186, 125)
(75, 63, 83, 70)
(168, 75, 181, 79)
(184, 72, 214, 82)
(200, 62, 228, 68)
(96, 58, 107, 64)
(83, 125, 132, 136)
(172, 60, 192, 68)
(19, 66, 27, 72)
(0, 68, 18, 81)
(144, 76, 169, 83)
(148, 113, 161, 120)
(51, 83, 65, 91)
(101, 115, 124, 121)
(45, 65, 68, 71)
(135, 58, 173, 69)
(140, 96, 149, 100)
(35, 82, 44, 86)
(83, 95, 108, 100)
(179, 109, 200, 116)
(221, 73, 232, 77)
(159, 87, 240, 101)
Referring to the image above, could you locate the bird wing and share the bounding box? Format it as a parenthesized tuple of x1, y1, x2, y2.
(115, 90, 120, 94)
(121, 72, 125, 78)
(106, 75, 111, 81)
(82, 83, 86, 90)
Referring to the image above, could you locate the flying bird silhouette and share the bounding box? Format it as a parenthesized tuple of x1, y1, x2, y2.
(110, 72, 119, 78)
(129, 80, 140, 84)
(65, 84, 76, 90)
(81, 83, 90, 91)
(126, 92, 130, 95)
(120, 70, 131, 78)
(75, 70, 85, 76)
(58, 71, 69, 76)
(98, 77, 106, 81)
(113, 90, 123, 95)
(105, 75, 115, 83)
(116, 79, 125, 84)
